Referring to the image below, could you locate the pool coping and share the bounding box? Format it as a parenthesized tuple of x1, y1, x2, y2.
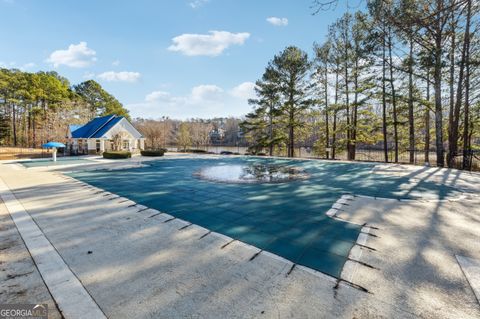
(456, 255, 480, 305)
(58, 172, 373, 286)
(58, 166, 475, 283)
(5, 159, 478, 317)
(0, 176, 107, 319)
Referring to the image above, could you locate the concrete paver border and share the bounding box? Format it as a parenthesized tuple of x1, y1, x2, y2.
(456, 255, 480, 305)
(61, 173, 369, 286)
(0, 177, 107, 319)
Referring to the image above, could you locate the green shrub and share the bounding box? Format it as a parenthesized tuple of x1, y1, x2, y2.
(178, 148, 207, 153)
(141, 149, 165, 157)
(191, 149, 208, 153)
(103, 151, 132, 159)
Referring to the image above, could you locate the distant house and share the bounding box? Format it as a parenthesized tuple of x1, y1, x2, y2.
(209, 127, 225, 144)
(67, 115, 144, 154)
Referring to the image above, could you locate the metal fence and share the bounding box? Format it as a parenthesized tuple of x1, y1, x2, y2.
(323, 148, 479, 171)
(2, 144, 478, 171)
(164, 144, 480, 171)
(0, 147, 47, 160)
(0, 146, 72, 160)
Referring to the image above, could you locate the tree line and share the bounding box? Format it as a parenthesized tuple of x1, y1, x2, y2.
(242, 0, 480, 168)
(133, 117, 244, 150)
(0, 68, 129, 147)
(1, 0, 479, 170)
(0, 66, 244, 153)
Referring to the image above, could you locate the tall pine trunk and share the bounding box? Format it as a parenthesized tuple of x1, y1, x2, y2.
(288, 110, 294, 157)
(462, 0, 472, 169)
(324, 64, 330, 159)
(268, 109, 273, 156)
(344, 21, 352, 160)
(332, 64, 339, 160)
(345, 65, 351, 160)
(433, 0, 445, 167)
(388, 29, 398, 163)
(448, 3, 469, 168)
(27, 107, 32, 147)
(32, 111, 37, 148)
(382, 33, 388, 163)
(408, 38, 415, 163)
(12, 103, 17, 146)
(350, 56, 359, 161)
(447, 15, 456, 167)
(425, 72, 431, 164)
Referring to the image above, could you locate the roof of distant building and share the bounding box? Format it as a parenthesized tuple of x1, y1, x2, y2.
(70, 115, 129, 139)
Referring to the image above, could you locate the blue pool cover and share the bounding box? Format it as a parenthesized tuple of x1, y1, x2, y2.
(68, 157, 461, 278)
(20, 158, 93, 168)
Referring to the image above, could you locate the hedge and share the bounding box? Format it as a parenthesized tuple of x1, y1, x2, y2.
(244, 152, 266, 156)
(141, 149, 165, 157)
(103, 151, 132, 159)
(178, 149, 208, 153)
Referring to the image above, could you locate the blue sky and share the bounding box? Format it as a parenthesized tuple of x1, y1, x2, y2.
(0, 0, 352, 119)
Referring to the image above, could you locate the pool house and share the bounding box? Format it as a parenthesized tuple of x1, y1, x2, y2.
(67, 115, 145, 155)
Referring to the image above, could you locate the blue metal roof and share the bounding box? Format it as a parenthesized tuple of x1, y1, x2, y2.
(71, 115, 119, 138)
(69, 124, 83, 133)
(91, 116, 123, 138)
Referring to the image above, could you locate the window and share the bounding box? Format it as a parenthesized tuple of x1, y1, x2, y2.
(123, 140, 129, 150)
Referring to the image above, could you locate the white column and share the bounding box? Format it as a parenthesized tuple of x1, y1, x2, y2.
(52, 148, 57, 162)
(100, 140, 105, 152)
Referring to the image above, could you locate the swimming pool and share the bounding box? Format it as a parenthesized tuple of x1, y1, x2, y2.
(19, 157, 94, 168)
(68, 156, 461, 278)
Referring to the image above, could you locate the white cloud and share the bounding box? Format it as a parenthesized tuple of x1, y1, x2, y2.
(20, 62, 35, 70)
(127, 82, 254, 119)
(97, 71, 141, 82)
(0, 61, 14, 68)
(189, 0, 209, 8)
(168, 31, 250, 57)
(0, 61, 35, 70)
(266, 17, 288, 26)
(112, 60, 120, 66)
(82, 72, 95, 79)
(145, 91, 171, 103)
(191, 84, 223, 101)
(46, 42, 96, 68)
(145, 85, 222, 104)
(230, 81, 256, 100)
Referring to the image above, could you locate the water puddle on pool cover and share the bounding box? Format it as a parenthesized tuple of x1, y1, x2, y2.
(195, 164, 309, 184)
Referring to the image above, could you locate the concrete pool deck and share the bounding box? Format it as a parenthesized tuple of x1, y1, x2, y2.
(1, 155, 480, 318)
